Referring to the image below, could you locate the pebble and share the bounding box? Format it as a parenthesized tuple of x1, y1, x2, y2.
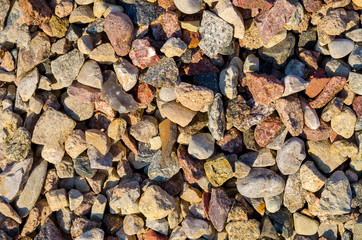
(87, 146, 113, 170)
(175, 82, 214, 112)
(69, 189, 84, 211)
(104, 12, 133, 56)
(238, 148, 276, 167)
(123, 214, 144, 235)
(85, 129, 110, 155)
(331, 107, 356, 138)
(160, 37, 187, 58)
(301, 98, 320, 130)
(282, 75, 309, 97)
(61, 93, 94, 121)
(75, 228, 104, 240)
(159, 87, 176, 102)
(204, 153, 233, 187)
(188, 133, 215, 160)
(349, 72, 362, 95)
(236, 168, 285, 198)
(182, 217, 210, 239)
(45, 188, 69, 211)
(276, 137, 306, 175)
(0, 0, 10, 31)
(284, 59, 309, 79)
(293, 213, 319, 235)
(73, 153, 97, 178)
(208, 93, 226, 141)
(199, 11, 233, 57)
(243, 54, 259, 73)
(130, 116, 159, 143)
(69, 5, 94, 24)
(345, 28, 362, 42)
(180, 182, 202, 202)
(89, 43, 117, 64)
(173, 0, 202, 14)
(328, 39, 355, 59)
(76, 60, 103, 89)
(160, 101, 196, 127)
(219, 64, 239, 100)
(348, 44, 362, 70)
(107, 118, 127, 141)
(275, 96, 304, 136)
(208, 188, 232, 232)
(268, 207, 293, 238)
(299, 161, 326, 192)
(139, 185, 175, 220)
(264, 195, 282, 213)
(140, 57, 178, 88)
(319, 171, 352, 215)
(283, 173, 305, 213)
(145, 219, 169, 236)
(77, 35, 93, 55)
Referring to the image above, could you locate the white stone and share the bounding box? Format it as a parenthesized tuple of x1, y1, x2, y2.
(219, 64, 238, 99)
(113, 58, 139, 92)
(328, 39, 355, 59)
(188, 133, 215, 160)
(282, 75, 309, 97)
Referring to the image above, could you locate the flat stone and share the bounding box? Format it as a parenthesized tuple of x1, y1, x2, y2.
(130, 116, 158, 143)
(237, 168, 285, 198)
(89, 43, 117, 64)
(160, 101, 196, 127)
(208, 188, 232, 232)
(87, 146, 113, 170)
(77, 60, 103, 89)
(61, 93, 94, 121)
(299, 161, 326, 192)
(226, 219, 260, 240)
(104, 12, 133, 56)
(331, 107, 356, 138)
(139, 185, 175, 220)
(204, 153, 233, 187)
(319, 171, 352, 215)
(275, 96, 304, 136)
(276, 137, 306, 175)
(32, 108, 76, 146)
(283, 173, 306, 213)
(51, 49, 85, 88)
(173, 0, 202, 14)
(113, 58, 138, 92)
(199, 11, 233, 57)
(45, 188, 69, 211)
(188, 133, 215, 160)
(140, 57, 178, 88)
(293, 213, 319, 236)
(328, 39, 355, 59)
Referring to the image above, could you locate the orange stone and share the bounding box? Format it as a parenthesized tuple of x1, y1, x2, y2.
(159, 119, 177, 159)
(305, 78, 330, 98)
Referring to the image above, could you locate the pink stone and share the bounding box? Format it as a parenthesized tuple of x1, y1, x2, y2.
(150, 11, 181, 41)
(67, 82, 101, 103)
(19, 0, 52, 26)
(232, 0, 274, 10)
(129, 39, 160, 69)
(104, 12, 134, 56)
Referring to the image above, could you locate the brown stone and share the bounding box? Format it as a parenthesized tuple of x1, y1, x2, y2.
(144, 229, 168, 240)
(217, 128, 243, 153)
(67, 82, 101, 104)
(301, 0, 323, 12)
(232, 0, 274, 10)
(301, 121, 331, 141)
(177, 145, 206, 184)
(175, 82, 214, 112)
(34, 218, 65, 240)
(305, 78, 330, 98)
(121, 131, 138, 154)
(254, 116, 284, 147)
(150, 11, 181, 41)
(104, 12, 134, 56)
(208, 188, 232, 232)
(352, 96, 362, 118)
(275, 96, 304, 136)
(70, 217, 101, 239)
(19, 0, 52, 26)
(160, 101, 197, 127)
(159, 119, 177, 159)
(131, 81, 156, 108)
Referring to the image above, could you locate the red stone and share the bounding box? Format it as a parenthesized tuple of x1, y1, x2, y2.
(254, 116, 284, 147)
(94, 98, 116, 120)
(310, 76, 347, 109)
(121, 131, 138, 155)
(104, 12, 134, 56)
(158, 0, 176, 10)
(301, 0, 323, 12)
(255, 0, 296, 45)
(300, 121, 331, 141)
(67, 82, 101, 104)
(129, 38, 160, 69)
(131, 81, 156, 108)
(305, 77, 330, 98)
(232, 0, 275, 10)
(182, 30, 200, 49)
(217, 128, 244, 153)
(298, 48, 320, 70)
(177, 145, 206, 184)
(19, 0, 52, 26)
(190, 49, 204, 63)
(353, 96, 362, 118)
(330, 130, 344, 143)
(208, 188, 232, 232)
(244, 72, 284, 105)
(150, 11, 181, 41)
(184, 58, 220, 76)
(144, 229, 168, 240)
(202, 192, 211, 220)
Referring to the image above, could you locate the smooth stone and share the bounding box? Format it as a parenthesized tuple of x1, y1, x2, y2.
(77, 60, 103, 89)
(328, 39, 354, 59)
(264, 194, 282, 213)
(348, 44, 362, 70)
(276, 137, 306, 175)
(182, 217, 210, 239)
(69, 5, 95, 24)
(173, 0, 202, 14)
(345, 28, 362, 42)
(160, 101, 196, 127)
(61, 93, 94, 121)
(188, 133, 215, 160)
(331, 107, 356, 139)
(349, 72, 362, 95)
(301, 98, 320, 130)
(236, 168, 285, 198)
(293, 213, 319, 236)
(282, 75, 309, 96)
(159, 87, 176, 102)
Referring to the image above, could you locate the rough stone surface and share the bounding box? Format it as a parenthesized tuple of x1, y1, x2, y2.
(275, 96, 304, 136)
(283, 173, 306, 213)
(204, 153, 233, 187)
(140, 57, 178, 88)
(299, 161, 326, 192)
(208, 188, 232, 232)
(175, 82, 214, 112)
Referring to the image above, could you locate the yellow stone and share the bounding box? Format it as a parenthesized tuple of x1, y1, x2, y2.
(180, 21, 201, 32)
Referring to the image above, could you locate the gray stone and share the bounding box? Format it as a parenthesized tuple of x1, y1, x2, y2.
(69, 189, 83, 211)
(61, 93, 94, 121)
(264, 194, 282, 213)
(299, 161, 326, 192)
(17, 68, 39, 102)
(259, 33, 295, 66)
(283, 173, 305, 213)
(75, 228, 104, 240)
(349, 72, 362, 95)
(199, 11, 233, 57)
(293, 213, 319, 236)
(73, 153, 97, 178)
(239, 148, 275, 168)
(14, 160, 47, 218)
(208, 93, 226, 141)
(51, 49, 85, 88)
(174, 0, 202, 14)
(320, 171, 352, 215)
(77, 35, 93, 55)
(348, 44, 362, 70)
(182, 217, 210, 239)
(266, 127, 288, 150)
(219, 65, 238, 99)
(146, 218, 169, 235)
(284, 59, 309, 79)
(113, 58, 139, 92)
(243, 54, 259, 73)
(77, 60, 103, 89)
(268, 207, 293, 238)
(188, 133, 215, 160)
(159, 87, 176, 102)
(237, 168, 285, 198)
(276, 137, 306, 175)
(282, 75, 309, 96)
(325, 59, 351, 78)
(56, 207, 73, 234)
(130, 116, 159, 143)
(345, 28, 362, 42)
(147, 151, 180, 180)
(87, 146, 113, 170)
(160, 37, 187, 58)
(328, 39, 355, 59)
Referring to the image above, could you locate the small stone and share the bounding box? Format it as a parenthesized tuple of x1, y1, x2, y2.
(69, 5, 94, 24)
(208, 93, 226, 141)
(328, 39, 355, 59)
(75, 228, 104, 240)
(67, 83, 100, 104)
(139, 185, 175, 220)
(129, 38, 160, 69)
(345, 28, 362, 42)
(331, 107, 356, 138)
(208, 188, 232, 232)
(64, 130, 87, 159)
(238, 148, 276, 167)
(283, 173, 306, 213)
(55, 156, 74, 178)
(282, 75, 308, 97)
(182, 217, 210, 239)
(349, 72, 362, 95)
(41, 143, 65, 164)
(140, 57, 178, 88)
(276, 137, 306, 175)
(73, 153, 97, 178)
(175, 82, 214, 112)
(70, 217, 101, 239)
(113, 58, 138, 92)
(324, 59, 351, 78)
(275, 96, 304, 136)
(300, 161, 326, 192)
(320, 171, 352, 215)
(87, 146, 113, 170)
(61, 93, 94, 121)
(90, 194, 107, 222)
(0, 0, 10, 31)
(232, 0, 273, 10)
(125, 0, 164, 26)
(300, 98, 320, 130)
(284, 59, 309, 79)
(77, 35, 93, 55)
(5, 127, 31, 162)
(107, 118, 127, 141)
(160, 101, 196, 127)
(237, 168, 285, 198)
(130, 116, 158, 143)
(219, 64, 239, 100)
(293, 213, 319, 235)
(264, 195, 282, 213)
(173, 0, 202, 14)
(101, 71, 138, 114)
(51, 38, 71, 55)
(188, 133, 215, 160)
(122, 214, 144, 235)
(199, 11, 233, 57)
(35, 218, 66, 240)
(254, 116, 284, 148)
(177, 145, 206, 184)
(45, 188, 69, 211)
(85, 129, 110, 155)
(331, 139, 358, 159)
(69, 189, 84, 211)
(243, 54, 260, 73)
(307, 140, 347, 174)
(244, 73, 284, 105)
(145, 219, 168, 236)
(348, 44, 362, 70)
(77, 60, 103, 89)
(217, 128, 243, 153)
(104, 12, 134, 56)
(89, 43, 117, 64)
(18, 0, 52, 25)
(160, 37, 187, 58)
(226, 219, 260, 240)
(204, 153, 233, 187)
(180, 182, 202, 203)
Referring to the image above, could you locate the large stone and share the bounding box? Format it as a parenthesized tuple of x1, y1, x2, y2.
(319, 171, 352, 215)
(175, 82, 214, 112)
(51, 49, 85, 88)
(5, 127, 31, 162)
(198, 11, 233, 57)
(104, 12, 134, 56)
(275, 96, 304, 136)
(236, 168, 285, 198)
(208, 188, 232, 232)
(160, 101, 196, 127)
(140, 57, 178, 88)
(77, 60, 103, 89)
(331, 107, 356, 139)
(299, 161, 326, 192)
(276, 137, 306, 175)
(113, 58, 139, 92)
(283, 173, 306, 213)
(18, 0, 52, 25)
(139, 185, 175, 220)
(293, 213, 319, 236)
(32, 108, 76, 146)
(259, 33, 295, 66)
(204, 153, 233, 187)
